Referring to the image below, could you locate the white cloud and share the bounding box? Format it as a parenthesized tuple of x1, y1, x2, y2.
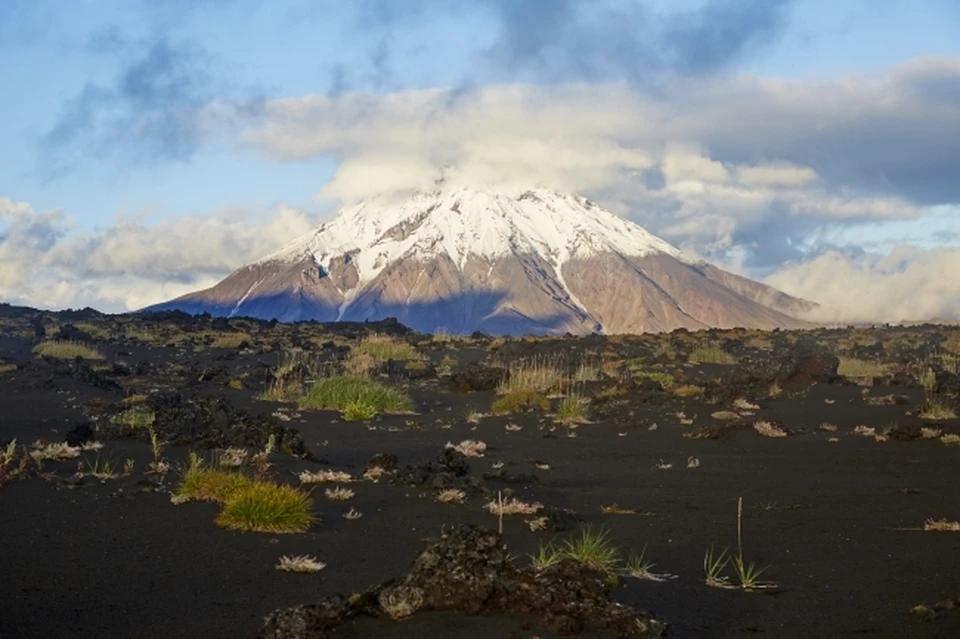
(0, 198, 324, 312)
(766, 246, 960, 324)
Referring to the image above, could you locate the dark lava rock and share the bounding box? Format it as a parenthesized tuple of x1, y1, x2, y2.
(391, 448, 483, 491)
(55, 323, 94, 342)
(65, 421, 95, 447)
(454, 363, 508, 392)
(99, 394, 315, 460)
(771, 336, 839, 386)
(258, 525, 665, 639)
(45, 356, 123, 393)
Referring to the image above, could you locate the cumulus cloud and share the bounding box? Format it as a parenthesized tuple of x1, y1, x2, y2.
(241, 58, 960, 272)
(0, 197, 322, 312)
(766, 246, 960, 324)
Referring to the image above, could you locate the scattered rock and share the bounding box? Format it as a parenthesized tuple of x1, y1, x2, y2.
(257, 524, 666, 639)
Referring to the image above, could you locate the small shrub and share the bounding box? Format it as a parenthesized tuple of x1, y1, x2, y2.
(491, 390, 549, 415)
(33, 340, 103, 360)
(216, 482, 316, 533)
(530, 542, 562, 571)
(495, 354, 566, 394)
(210, 333, 250, 349)
(378, 585, 424, 621)
(300, 375, 413, 413)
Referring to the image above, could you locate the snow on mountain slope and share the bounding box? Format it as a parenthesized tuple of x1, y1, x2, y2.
(146, 182, 815, 335)
(260, 183, 684, 284)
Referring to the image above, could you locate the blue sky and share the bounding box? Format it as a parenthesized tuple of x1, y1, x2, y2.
(1, 0, 959, 320)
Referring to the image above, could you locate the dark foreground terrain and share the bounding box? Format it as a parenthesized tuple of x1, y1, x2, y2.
(1, 303, 959, 639)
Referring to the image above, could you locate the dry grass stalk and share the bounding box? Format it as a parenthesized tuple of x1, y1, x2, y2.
(436, 488, 466, 504)
(753, 421, 788, 438)
(445, 439, 487, 457)
(485, 496, 542, 516)
(276, 555, 326, 572)
(299, 469, 353, 484)
(324, 486, 355, 501)
(924, 519, 960, 532)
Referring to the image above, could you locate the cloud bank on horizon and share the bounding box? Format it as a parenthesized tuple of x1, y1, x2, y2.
(1, 0, 959, 324)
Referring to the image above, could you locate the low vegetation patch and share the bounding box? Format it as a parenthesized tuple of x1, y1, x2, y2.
(838, 357, 887, 379)
(496, 354, 566, 395)
(491, 390, 549, 415)
(33, 340, 103, 360)
(561, 526, 621, 574)
(671, 384, 703, 398)
(300, 375, 413, 414)
(753, 421, 788, 438)
(174, 453, 253, 504)
(445, 439, 487, 457)
(216, 482, 316, 533)
(919, 401, 957, 420)
(631, 370, 675, 388)
(111, 407, 156, 429)
(688, 346, 736, 365)
(484, 497, 542, 516)
(210, 333, 250, 349)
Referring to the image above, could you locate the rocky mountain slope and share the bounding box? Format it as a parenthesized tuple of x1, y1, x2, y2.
(146, 183, 815, 334)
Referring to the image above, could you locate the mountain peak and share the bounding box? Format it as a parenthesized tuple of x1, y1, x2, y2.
(148, 183, 813, 335)
(261, 184, 684, 284)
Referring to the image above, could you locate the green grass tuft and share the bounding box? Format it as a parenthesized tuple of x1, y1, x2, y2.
(491, 390, 550, 415)
(216, 481, 316, 533)
(300, 375, 413, 413)
(342, 399, 378, 421)
(560, 526, 621, 573)
(175, 453, 253, 503)
(555, 394, 588, 424)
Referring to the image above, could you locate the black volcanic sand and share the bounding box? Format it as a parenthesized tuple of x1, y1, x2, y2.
(2, 305, 960, 638)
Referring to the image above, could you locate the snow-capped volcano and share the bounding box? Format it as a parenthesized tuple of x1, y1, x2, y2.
(147, 183, 815, 334)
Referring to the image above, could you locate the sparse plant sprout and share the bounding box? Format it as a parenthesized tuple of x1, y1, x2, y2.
(923, 519, 960, 532)
(767, 383, 783, 398)
(505, 423, 522, 432)
(299, 469, 353, 484)
(276, 555, 326, 573)
(561, 526, 621, 573)
(624, 547, 676, 582)
(654, 459, 672, 470)
(732, 497, 776, 591)
(484, 497, 542, 516)
(465, 409, 483, 424)
(529, 542, 562, 571)
(82, 453, 118, 479)
(378, 585, 425, 621)
(687, 456, 701, 469)
(436, 488, 466, 504)
(263, 434, 277, 456)
(446, 439, 487, 457)
(920, 427, 942, 439)
(940, 434, 960, 445)
(343, 506, 363, 520)
(703, 545, 732, 588)
(123, 458, 135, 475)
(753, 421, 788, 438)
(819, 423, 838, 432)
(324, 486, 355, 501)
(362, 465, 388, 482)
(79, 441, 103, 452)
